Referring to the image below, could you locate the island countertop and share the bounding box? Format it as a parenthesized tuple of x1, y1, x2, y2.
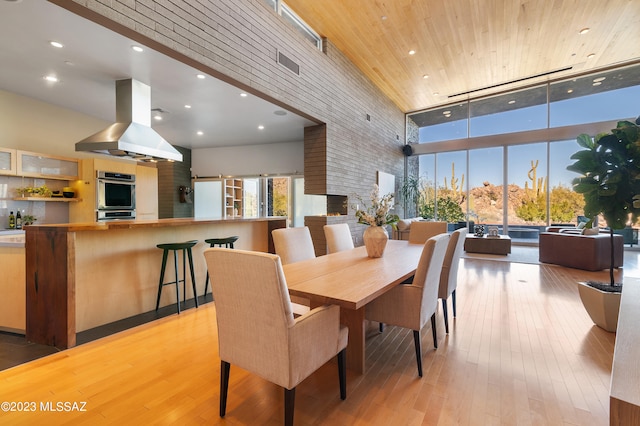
(27, 216, 288, 232)
(25, 216, 287, 349)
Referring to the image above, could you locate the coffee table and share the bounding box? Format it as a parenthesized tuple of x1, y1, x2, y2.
(464, 234, 511, 255)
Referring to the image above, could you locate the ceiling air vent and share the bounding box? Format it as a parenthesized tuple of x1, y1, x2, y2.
(277, 50, 300, 75)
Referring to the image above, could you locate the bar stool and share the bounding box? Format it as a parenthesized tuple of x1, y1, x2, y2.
(155, 240, 199, 314)
(203, 236, 239, 297)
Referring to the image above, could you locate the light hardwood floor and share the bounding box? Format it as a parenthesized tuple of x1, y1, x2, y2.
(0, 254, 630, 425)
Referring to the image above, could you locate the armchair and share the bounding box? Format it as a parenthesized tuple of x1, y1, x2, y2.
(204, 248, 348, 426)
(438, 228, 467, 333)
(365, 233, 450, 376)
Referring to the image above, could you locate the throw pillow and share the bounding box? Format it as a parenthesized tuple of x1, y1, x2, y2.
(582, 227, 600, 235)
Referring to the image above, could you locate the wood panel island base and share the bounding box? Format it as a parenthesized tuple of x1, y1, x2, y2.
(25, 217, 286, 349)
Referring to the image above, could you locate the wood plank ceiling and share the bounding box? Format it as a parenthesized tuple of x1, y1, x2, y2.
(284, 0, 640, 113)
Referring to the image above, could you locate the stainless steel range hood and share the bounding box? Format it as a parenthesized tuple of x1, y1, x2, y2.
(76, 79, 183, 162)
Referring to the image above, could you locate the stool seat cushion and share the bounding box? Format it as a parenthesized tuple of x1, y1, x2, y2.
(157, 240, 198, 250)
(205, 236, 239, 246)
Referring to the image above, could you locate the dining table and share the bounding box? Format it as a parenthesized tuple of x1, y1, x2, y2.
(283, 239, 425, 374)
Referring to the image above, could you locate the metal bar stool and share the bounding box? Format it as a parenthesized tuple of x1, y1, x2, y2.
(203, 236, 239, 297)
(156, 240, 199, 314)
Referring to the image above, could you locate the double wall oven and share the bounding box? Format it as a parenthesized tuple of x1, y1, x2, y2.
(96, 170, 136, 221)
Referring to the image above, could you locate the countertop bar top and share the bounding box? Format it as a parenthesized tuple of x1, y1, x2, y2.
(24, 216, 287, 232)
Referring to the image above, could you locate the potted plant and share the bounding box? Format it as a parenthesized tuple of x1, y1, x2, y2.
(567, 116, 640, 331)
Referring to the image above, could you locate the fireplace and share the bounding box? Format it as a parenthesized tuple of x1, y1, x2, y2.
(326, 195, 348, 216)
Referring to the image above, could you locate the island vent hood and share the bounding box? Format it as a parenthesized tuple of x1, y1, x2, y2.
(76, 79, 182, 162)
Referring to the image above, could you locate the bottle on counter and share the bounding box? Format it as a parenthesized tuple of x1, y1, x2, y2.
(8, 211, 15, 229)
(16, 211, 22, 229)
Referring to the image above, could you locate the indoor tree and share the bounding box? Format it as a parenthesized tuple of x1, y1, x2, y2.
(567, 116, 640, 287)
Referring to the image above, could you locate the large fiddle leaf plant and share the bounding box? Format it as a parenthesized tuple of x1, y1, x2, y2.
(567, 116, 640, 286)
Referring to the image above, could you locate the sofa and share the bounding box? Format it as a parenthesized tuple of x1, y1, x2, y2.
(538, 230, 623, 271)
(393, 218, 450, 241)
(393, 217, 424, 240)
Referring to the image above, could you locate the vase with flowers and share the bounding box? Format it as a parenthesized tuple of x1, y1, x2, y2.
(354, 184, 399, 258)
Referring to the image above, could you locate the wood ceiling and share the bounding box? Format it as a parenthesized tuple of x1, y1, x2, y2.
(284, 0, 640, 113)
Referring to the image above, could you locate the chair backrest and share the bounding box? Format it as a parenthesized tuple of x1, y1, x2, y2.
(204, 248, 295, 384)
(272, 227, 316, 265)
(412, 233, 450, 324)
(408, 221, 448, 244)
(439, 228, 467, 299)
(324, 223, 354, 254)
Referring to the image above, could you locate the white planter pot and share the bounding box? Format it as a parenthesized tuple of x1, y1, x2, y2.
(577, 281, 622, 332)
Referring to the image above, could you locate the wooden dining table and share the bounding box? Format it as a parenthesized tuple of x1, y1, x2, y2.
(283, 239, 425, 373)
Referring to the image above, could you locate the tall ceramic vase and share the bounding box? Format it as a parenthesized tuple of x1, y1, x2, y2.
(363, 225, 389, 258)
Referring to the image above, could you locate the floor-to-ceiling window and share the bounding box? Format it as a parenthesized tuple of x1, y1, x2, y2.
(407, 62, 640, 243)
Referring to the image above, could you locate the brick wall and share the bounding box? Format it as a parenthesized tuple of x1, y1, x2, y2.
(55, 0, 407, 223)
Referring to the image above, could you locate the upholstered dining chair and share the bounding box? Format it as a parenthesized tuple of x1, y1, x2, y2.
(324, 223, 355, 254)
(204, 248, 348, 426)
(272, 226, 317, 264)
(272, 227, 316, 315)
(365, 233, 450, 377)
(408, 221, 448, 244)
(439, 228, 467, 334)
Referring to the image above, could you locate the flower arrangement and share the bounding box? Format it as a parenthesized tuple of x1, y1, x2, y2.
(354, 184, 399, 227)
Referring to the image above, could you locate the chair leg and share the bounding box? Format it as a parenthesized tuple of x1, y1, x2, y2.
(203, 271, 210, 297)
(155, 249, 168, 310)
(337, 349, 347, 400)
(173, 249, 181, 314)
(431, 313, 438, 349)
(379, 322, 384, 332)
(187, 248, 198, 308)
(442, 299, 449, 334)
(220, 361, 230, 417)
(284, 387, 295, 426)
(452, 289, 457, 317)
(413, 330, 423, 377)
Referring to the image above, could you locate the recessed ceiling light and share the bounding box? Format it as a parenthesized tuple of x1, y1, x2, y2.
(579, 27, 590, 35)
(442, 110, 451, 115)
(49, 41, 63, 48)
(196, 74, 206, 79)
(433, 92, 439, 96)
(131, 45, 144, 52)
(508, 100, 516, 105)
(408, 50, 416, 55)
(381, 16, 387, 20)
(240, 93, 248, 97)
(197, 131, 203, 136)
(593, 77, 606, 82)
(184, 104, 191, 109)
(153, 114, 162, 121)
(587, 53, 596, 59)
(592, 81, 602, 86)
(64, 60, 74, 66)
(43, 75, 58, 83)
(567, 89, 574, 94)
(274, 110, 287, 116)
(258, 125, 264, 130)
(422, 75, 429, 79)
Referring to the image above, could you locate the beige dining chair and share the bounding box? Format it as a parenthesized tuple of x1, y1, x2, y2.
(439, 228, 467, 334)
(408, 221, 448, 244)
(204, 248, 348, 426)
(323, 223, 354, 254)
(272, 226, 316, 315)
(365, 233, 450, 377)
(272, 226, 317, 264)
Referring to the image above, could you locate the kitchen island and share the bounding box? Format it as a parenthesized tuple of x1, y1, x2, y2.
(25, 217, 286, 349)
(0, 231, 26, 333)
